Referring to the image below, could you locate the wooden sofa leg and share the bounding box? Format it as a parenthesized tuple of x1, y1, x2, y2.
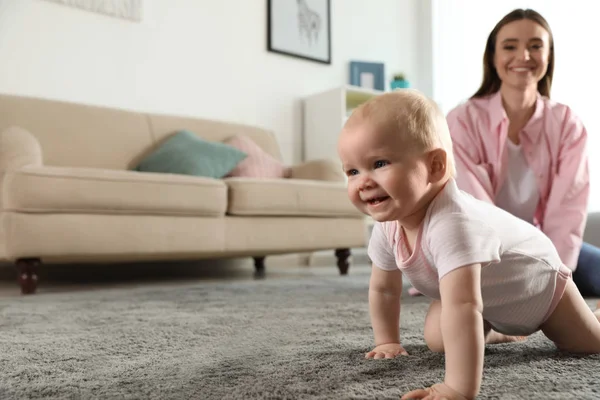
(335, 248, 351, 275)
(16, 258, 41, 295)
(253, 256, 266, 278)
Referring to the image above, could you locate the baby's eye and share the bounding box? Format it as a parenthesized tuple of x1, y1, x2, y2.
(503, 45, 516, 50)
(346, 169, 359, 176)
(374, 160, 389, 168)
(530, 44, 542, 50)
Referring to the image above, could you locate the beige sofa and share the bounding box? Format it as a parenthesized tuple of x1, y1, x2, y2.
(0, 94, 367, 294)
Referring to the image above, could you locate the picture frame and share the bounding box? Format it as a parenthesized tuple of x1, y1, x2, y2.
(267, 0, 331, 65)
(40, 0, 143, 22)
(349, 61, 385, 91)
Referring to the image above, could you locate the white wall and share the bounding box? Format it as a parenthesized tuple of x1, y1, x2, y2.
(0, 0, 424, 165)
(432, 0, 600, 211)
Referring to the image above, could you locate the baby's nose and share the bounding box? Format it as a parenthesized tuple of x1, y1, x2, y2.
(358, 175, 375, 190)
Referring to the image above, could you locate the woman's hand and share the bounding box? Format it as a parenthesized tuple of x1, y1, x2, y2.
(401, 383, 471, 400)
(365, 343, 408, 359)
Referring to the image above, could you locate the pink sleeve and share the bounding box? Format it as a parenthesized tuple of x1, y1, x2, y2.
(367, 222, 398, 271)
(541, 107, 589, 269)
(447, 106, 495, 204)
(426, 213, 502, 280)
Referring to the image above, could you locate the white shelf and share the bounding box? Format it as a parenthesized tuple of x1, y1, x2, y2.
(343, 84, 386, 96)
(303, 85, 385, 162)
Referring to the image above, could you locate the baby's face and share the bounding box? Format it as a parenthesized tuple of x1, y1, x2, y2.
(337, 121, 431, 223)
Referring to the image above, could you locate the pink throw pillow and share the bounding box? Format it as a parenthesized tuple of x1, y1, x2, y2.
(224, 135, 289, 178)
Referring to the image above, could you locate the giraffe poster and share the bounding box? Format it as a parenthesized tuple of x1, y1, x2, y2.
(267, 0, 331, 64)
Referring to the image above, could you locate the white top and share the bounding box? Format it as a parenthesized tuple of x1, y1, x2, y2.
(494, 140, 539, 224)
(367, 179, 565, 335)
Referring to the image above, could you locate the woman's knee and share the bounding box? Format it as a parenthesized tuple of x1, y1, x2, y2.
(573, 242, 600, 296)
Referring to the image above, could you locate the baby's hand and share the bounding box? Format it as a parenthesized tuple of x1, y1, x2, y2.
(365, 343, 408, 359)
(401, 383, 471, 400)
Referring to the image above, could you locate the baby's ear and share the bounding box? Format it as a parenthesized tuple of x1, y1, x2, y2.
(428, 148, 447, 182)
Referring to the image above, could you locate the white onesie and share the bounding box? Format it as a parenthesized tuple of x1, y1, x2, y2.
(368, 178, 571, 335)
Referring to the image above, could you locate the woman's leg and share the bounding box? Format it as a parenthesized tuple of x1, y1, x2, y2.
(572, 242, 600, 297)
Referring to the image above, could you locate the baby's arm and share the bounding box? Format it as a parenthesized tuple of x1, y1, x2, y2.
(439, 263, 485, 399)
(365, 265, 408, 358)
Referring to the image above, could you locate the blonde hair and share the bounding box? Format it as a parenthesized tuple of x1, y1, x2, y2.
(345, 89, 456, 177)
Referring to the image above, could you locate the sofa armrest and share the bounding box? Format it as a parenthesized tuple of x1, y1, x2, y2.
(288, 159, 344, 182)
(0, 126, 43, 172)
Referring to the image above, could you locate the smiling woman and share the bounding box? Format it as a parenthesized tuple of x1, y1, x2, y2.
(471, 9, 553, 100)
(445, 8, 600, 297)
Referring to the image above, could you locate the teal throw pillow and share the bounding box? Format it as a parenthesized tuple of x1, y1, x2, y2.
(134, 130, 247, 179)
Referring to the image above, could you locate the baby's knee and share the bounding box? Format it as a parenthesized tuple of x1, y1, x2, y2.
(423, 300, 444, 352)
(423, 327, 444, 353)
(426, 340, 444, 353)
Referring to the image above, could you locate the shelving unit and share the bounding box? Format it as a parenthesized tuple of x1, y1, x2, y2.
(303, 85, 384, 240)
(302, 85, 384, 162)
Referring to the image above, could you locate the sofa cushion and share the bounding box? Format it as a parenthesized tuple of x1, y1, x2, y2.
(3, 166, 227, 217)
(224, 178, 363, 218)
(224, 135, 289, 178)
(134, 130, 247, 179)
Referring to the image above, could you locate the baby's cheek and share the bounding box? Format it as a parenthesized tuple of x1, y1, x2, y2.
(346, 181, 356, 196)
(347, 188, 362, 208)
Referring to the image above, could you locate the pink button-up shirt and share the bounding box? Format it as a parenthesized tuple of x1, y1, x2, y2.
(446, 91, 589, 270)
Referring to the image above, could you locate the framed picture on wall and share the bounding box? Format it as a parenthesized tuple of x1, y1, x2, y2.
(40, 0, 143, 22)
(267, 0, 331, 64)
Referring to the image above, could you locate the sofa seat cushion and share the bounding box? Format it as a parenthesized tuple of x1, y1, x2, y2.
(3, 166, 227, 217)
(224, 177, 363, 218)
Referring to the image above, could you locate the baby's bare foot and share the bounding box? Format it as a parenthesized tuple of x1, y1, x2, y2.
(486, 330, 527, 345)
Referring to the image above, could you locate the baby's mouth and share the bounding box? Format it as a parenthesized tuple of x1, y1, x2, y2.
(367, 196, 390, 205)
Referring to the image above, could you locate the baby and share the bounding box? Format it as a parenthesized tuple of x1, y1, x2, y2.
(337, 89, 600, 400)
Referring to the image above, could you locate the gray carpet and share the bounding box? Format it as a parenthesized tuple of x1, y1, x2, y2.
(1, 269, 599, 400)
